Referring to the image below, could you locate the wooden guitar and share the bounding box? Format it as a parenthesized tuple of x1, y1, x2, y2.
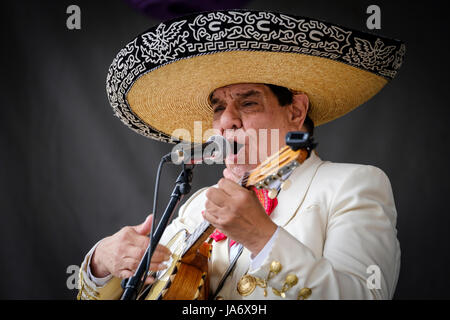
(138, 131, 316, 300)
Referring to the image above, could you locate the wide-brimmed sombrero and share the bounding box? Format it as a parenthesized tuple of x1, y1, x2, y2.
(106, 9, 405, 143)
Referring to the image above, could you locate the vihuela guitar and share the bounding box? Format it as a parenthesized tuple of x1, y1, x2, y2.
(137, 131, 316, 300)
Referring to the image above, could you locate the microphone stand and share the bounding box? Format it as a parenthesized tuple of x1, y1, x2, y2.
(120, 162, 194, 300)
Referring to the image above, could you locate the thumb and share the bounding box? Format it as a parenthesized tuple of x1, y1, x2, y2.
(133, 214, 153, 235)
(223, 168, 240, 183)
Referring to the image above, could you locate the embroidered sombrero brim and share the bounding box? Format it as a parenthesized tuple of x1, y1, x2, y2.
(106, 10, 405, 143)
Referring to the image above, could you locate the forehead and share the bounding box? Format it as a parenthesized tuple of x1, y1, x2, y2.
(209, 83, 270, 101)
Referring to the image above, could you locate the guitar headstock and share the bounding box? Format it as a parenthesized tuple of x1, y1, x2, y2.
(242, 131, 316, 190)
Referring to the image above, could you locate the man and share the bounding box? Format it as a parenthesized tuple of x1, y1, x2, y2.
(78, 10, 405, 300)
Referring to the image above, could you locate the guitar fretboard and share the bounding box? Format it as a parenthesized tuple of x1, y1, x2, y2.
(181, 172, 250, 257)
(182, 220, 212, 256)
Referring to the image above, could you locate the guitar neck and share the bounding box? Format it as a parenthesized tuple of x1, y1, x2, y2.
(181, 172, 250, 257)
(181, 220, 214, 257)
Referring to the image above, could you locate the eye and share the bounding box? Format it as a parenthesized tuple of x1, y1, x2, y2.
(242, 101, 256, 107)
(213, 106, 225, 113)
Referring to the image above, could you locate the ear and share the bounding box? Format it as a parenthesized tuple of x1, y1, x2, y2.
(289, 92, 309, 129)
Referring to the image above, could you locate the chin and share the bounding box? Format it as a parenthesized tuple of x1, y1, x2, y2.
(225, 162, 257, 179)
(224, 142, 260, 178)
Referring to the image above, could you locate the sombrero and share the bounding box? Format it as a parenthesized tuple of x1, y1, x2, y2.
(106, 9, 405, 143)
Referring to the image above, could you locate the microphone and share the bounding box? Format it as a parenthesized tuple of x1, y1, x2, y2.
(163, 135, 229, 165)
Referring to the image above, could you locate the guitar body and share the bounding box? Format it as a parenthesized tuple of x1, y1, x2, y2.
(141, 227, 213, 300)
(161, 240, 211, 300)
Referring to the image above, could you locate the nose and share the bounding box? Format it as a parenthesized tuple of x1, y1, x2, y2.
(219, 105, 242, 133)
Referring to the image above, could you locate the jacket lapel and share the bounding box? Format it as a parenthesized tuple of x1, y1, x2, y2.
(209, 151, 323, 295)
(271, 151, 323, 227)
(209, 236, 230, 293)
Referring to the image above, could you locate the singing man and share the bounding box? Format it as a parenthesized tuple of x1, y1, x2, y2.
(78, 9, 405, 300)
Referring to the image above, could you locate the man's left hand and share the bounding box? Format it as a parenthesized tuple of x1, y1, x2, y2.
(203, 178, 277, 256)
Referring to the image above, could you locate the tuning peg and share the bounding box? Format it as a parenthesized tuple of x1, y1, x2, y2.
(268, 189, 278, 199)
(280, 179, 292, 191)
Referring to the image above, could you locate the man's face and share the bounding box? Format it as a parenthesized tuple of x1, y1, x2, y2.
(210, 83, 308, 180)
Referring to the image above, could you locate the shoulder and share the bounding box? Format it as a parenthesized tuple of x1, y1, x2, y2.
(179, 186, 209, 216)
(313, 158, 393, 193)
(307, 157, 395, 215)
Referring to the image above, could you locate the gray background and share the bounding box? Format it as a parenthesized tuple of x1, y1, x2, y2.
(1, 0, 449, 299)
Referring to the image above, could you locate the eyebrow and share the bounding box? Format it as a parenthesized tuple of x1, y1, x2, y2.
(235, 90, 262, 99)
(209, 94, 222, 106)
(209, 90, 262, 106)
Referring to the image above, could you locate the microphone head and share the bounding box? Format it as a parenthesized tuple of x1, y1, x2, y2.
(168, 135, 230, 164)
(204, 135, 229, 163)
(206, 134, 227, 144)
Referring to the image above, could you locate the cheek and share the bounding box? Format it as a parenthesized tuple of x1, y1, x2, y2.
(243, 112, 286, 132)
(242, 118, 261, 131)
(242, 112, 273, 131)
(244, 114, 291, 151)
(212, 119, 221, 131)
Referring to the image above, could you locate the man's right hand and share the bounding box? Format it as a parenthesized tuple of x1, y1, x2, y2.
(90, 214, 171, 285)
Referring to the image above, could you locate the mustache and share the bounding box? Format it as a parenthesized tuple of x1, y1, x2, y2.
(222, 128, 262, 144)
(223, 128, 247, 141)
(220, 128, 281, 165)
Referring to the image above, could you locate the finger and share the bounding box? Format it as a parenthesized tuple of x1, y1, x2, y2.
(127, 234, 150, 254)
(144, 276, 155, 285)
(205, 187, 229, 207)
(149, 248, 171, 264)
(124, 243, 171, 265)
(155, 244, 171, 257)
(217, 177, 243, 196)
(119, 256, 169, 278)
(202, 207, 220, 225)
(130, 236, 172, 260)
(148, 261, 170, 272)
(122, 246, 146, 265)
(118, 269, 134, 279)
(223, 168, 240, 182)
(120, 257, 141, 272)
(204, 199, 222, 217)
(132, 214, 154, 235)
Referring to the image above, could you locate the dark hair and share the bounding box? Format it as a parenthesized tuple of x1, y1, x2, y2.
(265, 84, 315, 136)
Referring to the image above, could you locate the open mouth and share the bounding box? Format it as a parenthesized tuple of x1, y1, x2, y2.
(231, 141, 244, 155)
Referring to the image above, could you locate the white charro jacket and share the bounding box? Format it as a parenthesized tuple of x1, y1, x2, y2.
(78, 151, 400, 300)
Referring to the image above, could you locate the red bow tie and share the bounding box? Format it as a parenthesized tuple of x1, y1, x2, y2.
(208, 187, 278, 247)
